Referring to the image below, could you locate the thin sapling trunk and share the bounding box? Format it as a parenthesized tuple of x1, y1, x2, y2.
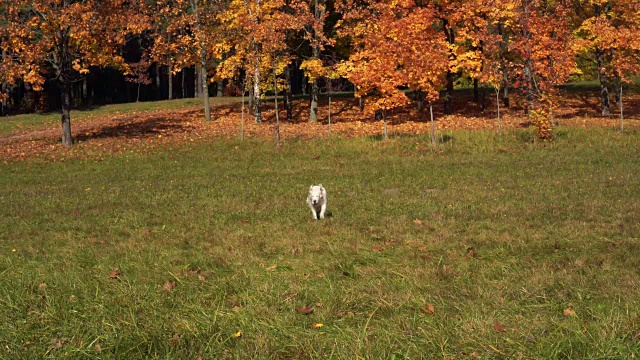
(495, 87, 501, 133)
(328, 91, 331, 138)
(273, 67, 280, 148)
(61, 82, 73, 146)
(620, 85, 623, 132)
(430, 102, 435, 145)
(241, 80, 245, 141)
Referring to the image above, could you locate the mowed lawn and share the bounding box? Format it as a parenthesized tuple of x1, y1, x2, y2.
(1, 128, 639, 359)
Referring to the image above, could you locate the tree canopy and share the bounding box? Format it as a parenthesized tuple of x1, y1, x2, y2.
(1, 0, 639, 144)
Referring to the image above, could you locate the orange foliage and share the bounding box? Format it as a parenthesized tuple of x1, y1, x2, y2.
(337, 0, 449, 111)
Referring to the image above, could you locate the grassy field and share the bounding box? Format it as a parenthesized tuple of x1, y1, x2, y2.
(0, 97, 241, 136)
(1, 127, 639, 359)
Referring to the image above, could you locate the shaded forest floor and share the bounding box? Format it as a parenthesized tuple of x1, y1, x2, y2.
(1, 90, 638, 164)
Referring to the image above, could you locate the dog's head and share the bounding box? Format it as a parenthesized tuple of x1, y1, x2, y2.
(308, 184, 325, 205)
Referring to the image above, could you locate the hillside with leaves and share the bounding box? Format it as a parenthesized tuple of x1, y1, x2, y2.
(1, 0, 639, 146)
(1, 88, 638, 164)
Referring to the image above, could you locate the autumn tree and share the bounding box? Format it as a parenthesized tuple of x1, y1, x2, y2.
(510, 0, 576, 139)
(300, 0, 334, 123)
(432, 0, 472, 115)
(458, 0, 519, 129)
(0, 0, 147, 146)
(217, 0, 305, 124)
(126, 56, 153, 102)
(337, 0, 449, 141)
(573, 0, 640, 117)
(145, 0, 194, 101)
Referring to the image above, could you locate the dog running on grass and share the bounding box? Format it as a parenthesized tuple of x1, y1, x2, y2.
(307, 184, 327, 220)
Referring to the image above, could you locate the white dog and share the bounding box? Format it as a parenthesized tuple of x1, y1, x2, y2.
(306, 184, 327, 220)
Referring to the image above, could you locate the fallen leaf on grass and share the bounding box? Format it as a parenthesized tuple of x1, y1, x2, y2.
(51, 338, 64, 349)
(466, 247, 480, 258)
(233, 330, 242, 338)
(264, 264, 277, 271)
(372, 247, 384, 252)
(281, 292, 298, 300)
(314, 302, 323, 307)
(184, 267, 201, 275)
(413, 219, 423, 225)
(563, 308, 577, 317)
(107, 268, 121, 279)
(163, 281, 177, 292)
(313, 322, 324, 328)
(493, 322, 506, 333)
(420, 303, 435, 315)
(296, 307, 314, 315)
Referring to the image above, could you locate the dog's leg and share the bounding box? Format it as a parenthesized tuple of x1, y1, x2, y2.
(311, 207, 319, 220)
(319, 203, 326, 219)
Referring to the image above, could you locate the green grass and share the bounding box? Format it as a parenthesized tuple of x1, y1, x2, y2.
(1, 127, 639, 359)
(0, 97, 239, 136)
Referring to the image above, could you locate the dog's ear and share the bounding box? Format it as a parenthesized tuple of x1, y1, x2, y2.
(309, 185, 314, 192)
(318, 184, 323, 189)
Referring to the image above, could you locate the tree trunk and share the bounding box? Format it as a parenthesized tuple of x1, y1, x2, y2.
(1, 49, 6, 115)
(201, 61, 211, 121)
(525, 61, 534, 116)
(473, 78, 479, 103)
(309, 79, 319, 122)
(302, 74, 308, 95)
(216, 80, 223, 97)
(328, 92, 332, 137)
(253, 64, 262, 123)
(249, 86, 255, 115)
(443, 27, 455, 114)
(61, 82, 73, 146)
(168, 65, 173, 100)
(137, 83, 141, 102)
(429, 102, 435, 145)
(82, 78, 88, 105)
(155, 63, 161, 100)
(309, 0, 324, 123)
(595, 47, 611, 116)
(375, 110, 386, 140)
(415, 90, 425, 113)
(495, 87, 501, 133)
(284, 64, 293, 121)
(498, 22, 510, 108)
(444, 71, 454, 114)
(241, 81, 245, 141)
(620, 85, 624, 132)
(195, 65, 201, 98)
(182, 68, 186, 98)
(502, 82, 510, 108)
(274, 67, 280, 148)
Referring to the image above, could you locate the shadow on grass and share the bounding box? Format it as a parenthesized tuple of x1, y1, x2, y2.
(74, 110, 202, 142)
